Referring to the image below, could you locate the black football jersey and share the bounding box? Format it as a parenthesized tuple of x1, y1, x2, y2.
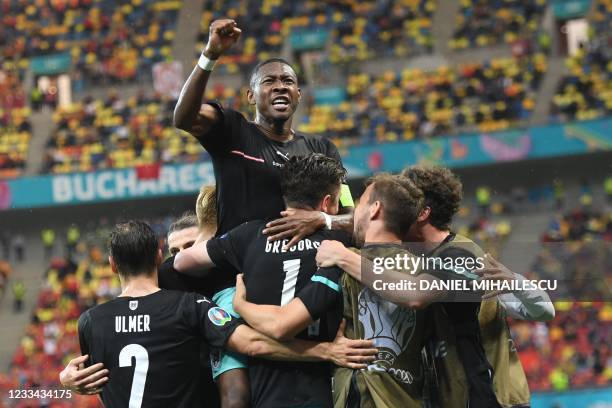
(206, 220, 351, 407)
(198, 103, 344, 236)
(78, 289, 241, 408)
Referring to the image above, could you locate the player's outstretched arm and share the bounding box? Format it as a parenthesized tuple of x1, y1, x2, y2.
(226, 320, 377, 369)
(476, 254, 555, 321)
(315, 240, 446, 309)
(173, 19, 241, 139)
(59, 355, 109, 395)
(173, 241, 215, 275)
(233, 274, 312, 340)
(263, 210, 354, 250)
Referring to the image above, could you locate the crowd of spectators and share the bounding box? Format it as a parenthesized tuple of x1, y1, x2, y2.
(449, 0, 547, 50)
(551, 0, 611, 122)
(512, 205, 612, 391)
(0, 246, 114, 407)
(299, 53, 546, 145)
(0, 67, 31, 178)
(0, 0, 182, 85)
(44, 91, 194, 174)
(197, 0, 435, 75)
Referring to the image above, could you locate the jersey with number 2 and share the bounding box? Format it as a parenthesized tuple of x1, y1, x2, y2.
(78, 289, 241, 408)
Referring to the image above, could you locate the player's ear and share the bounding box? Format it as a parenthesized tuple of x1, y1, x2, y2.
(321, 194, 332, 212)
(246, 88, 256, 105)
(109, 256, 118, 275)
(369, 200, 381, 220)
(297, 87, 302, 103)
(417, 206, 431, 223)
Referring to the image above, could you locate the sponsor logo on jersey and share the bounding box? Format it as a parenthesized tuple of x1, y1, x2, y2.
(211, 349, 222, 369)
(129, 300, 138, 311)
(197, 298, 210, 304)
(208, 307, 232, 326)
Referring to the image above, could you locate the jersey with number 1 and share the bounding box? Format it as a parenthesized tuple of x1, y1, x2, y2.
(78, 289, 241, 408)
(206, 219, 352, 408)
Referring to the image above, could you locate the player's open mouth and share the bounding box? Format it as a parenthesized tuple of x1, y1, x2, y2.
(272, 96, 290, 110)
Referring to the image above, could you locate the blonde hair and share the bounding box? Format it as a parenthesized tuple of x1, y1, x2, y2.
(196, 185, 217, 230)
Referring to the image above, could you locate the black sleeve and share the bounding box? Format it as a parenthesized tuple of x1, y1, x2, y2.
(296, 266, 343, 321)
(324, 138, 342, 165)
(182, 293, 242, 348)
(197, 102, 248, 157)
(206, 221, 259, 273)
(77, 311, 91, 364)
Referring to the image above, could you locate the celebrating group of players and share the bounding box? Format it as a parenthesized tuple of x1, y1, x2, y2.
(58, 20, 555, 408)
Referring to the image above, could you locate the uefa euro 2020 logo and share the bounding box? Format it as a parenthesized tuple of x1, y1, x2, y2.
(357, 288, 416, 373)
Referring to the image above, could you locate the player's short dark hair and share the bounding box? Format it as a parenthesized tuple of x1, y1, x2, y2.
(365, 173, 424, 238)
(280, 154, 346, 210)
(249, 58, 295, 89)
(109, 221, 159, 277)
(168, 211, 198, 236)
(401, 165, 463, 230)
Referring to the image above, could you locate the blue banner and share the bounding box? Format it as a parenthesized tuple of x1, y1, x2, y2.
(532, 387, 612, 408)
(30, 52, 72, 75)
(0, 162, 214, 210)
(552, 0, 592, 19)
(341, 118, 612, 177)
(290, 29, 329, 51)
(313, 87, 347, 106)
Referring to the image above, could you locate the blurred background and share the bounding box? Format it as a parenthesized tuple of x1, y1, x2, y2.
(0, 0, 610, 407)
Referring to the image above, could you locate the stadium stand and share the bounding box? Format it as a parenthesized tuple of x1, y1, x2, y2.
(299, 53, 546, 144)
(43, 92, 200, 174)
(551, 0, 612, 122)
(0, 0, 182, 85)
(0, 252, 115, 408)
(42, 83, 254, 173)
(196, 0, 435, 75)
(512, 205, 612, 391)
(449, 0, 547, 49)
(0, 68, 30, 178)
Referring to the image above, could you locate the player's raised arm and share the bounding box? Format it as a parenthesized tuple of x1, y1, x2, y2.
(173, 19, 241, 139)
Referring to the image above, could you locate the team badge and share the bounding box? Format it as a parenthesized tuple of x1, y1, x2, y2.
(129, 300, 138, 311)
(208, 307, 232, 326)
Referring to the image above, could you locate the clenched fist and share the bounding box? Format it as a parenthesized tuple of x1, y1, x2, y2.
(204, 19, 242, 60)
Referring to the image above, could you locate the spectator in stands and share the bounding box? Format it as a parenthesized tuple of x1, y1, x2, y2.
(0, 259, 11, 300)
(41, 228, 55, 259)
(30, 87, 42, 111)
(0, 229, 9, 260)
(12, 233, 24, 263)
(605, 176, 612, 203)
(12, 279, 25, 312)
(476, 185, 491, 216)
(66, 225, 81, 258)
(553, 179, 565, 210)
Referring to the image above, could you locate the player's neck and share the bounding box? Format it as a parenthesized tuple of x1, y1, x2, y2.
(254, 114, 294, 142)
(118, 273, 161, 298)
(364, 223, 402, 245)
(420, 224, 451, 244)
